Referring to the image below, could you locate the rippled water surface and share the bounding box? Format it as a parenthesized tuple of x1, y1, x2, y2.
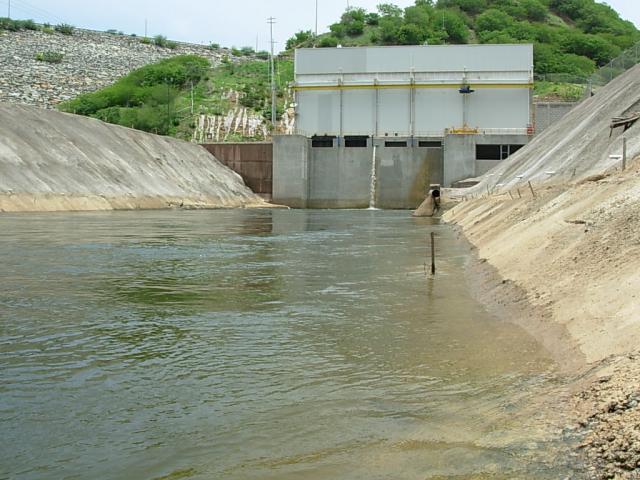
(1, 210, 576, 479)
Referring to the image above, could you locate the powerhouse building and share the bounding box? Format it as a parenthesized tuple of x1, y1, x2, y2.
(274, 44, 534, 209)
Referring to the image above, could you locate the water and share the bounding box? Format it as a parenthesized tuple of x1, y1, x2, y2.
(0, 209, 578, 479)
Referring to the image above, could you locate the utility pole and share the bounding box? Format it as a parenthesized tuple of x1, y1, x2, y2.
(144, 18, 148, 38)
(315, 0, 318, 38)
(268, 17, 277, 129)
(8, 0, 10, 19)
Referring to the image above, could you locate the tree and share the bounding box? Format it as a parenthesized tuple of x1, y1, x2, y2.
(377, 3, 403, 17)
(476, 9, 515, 33)
(286, 30, 313, 50)
(398, 24, 426, 44)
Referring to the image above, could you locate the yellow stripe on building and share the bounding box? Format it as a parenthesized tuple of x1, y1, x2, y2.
(293, 83, 533, 91)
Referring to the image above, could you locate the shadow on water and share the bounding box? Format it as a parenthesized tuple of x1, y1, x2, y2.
(0, 209, 584, 480)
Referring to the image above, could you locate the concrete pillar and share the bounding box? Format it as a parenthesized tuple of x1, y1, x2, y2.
(272, 135, 310, 208)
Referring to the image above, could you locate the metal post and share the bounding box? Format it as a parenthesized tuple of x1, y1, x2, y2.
(315, 0, 318, 39)
(409, 71, 415, 141)
(623, 136, 627, 171)
(339, 77, 343, 143)
(430, 232, 436, 275)
(268, 17, 277, 130)
(190, 80, 194, 115)
(374, 78, 379, 138)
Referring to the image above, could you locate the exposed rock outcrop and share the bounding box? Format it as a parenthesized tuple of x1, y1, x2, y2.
(0, 28, 226, 109)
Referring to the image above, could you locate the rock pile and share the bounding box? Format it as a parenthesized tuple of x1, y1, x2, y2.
(574, 355, 640, 479)
(0, 28, 227, 109)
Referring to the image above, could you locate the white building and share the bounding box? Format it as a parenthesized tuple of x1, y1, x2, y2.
(293, 44, 534, 139)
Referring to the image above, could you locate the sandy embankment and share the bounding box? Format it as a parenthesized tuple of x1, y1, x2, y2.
(444, 162, 640, 477)
(0, 103, 271, 212)
(437, 63, 640, 477)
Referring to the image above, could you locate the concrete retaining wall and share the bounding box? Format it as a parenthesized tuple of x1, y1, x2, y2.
(201, 142, 272, 196)
(535, 102, 577, 134)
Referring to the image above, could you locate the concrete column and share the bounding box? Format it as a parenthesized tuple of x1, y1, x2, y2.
(272, 135, 310, 208)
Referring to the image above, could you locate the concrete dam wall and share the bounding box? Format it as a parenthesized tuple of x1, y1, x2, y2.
(0, 104, 268, 212)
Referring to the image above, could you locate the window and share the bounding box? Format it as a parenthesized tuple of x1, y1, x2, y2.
(344, 136, 368, 148)
(476, 145, 501, 160)
(476, 144, 526, 160)
(311, 136, 334, 148)
(418, 141, 442, 148)
(385, 141, 407, 148)
(510, 144, 524, 155)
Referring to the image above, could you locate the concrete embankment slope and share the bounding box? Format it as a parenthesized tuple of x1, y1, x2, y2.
(0, 103, 269, 212)
(466, 64, 640, 193)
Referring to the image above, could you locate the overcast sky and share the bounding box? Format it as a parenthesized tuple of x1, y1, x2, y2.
(2, 0, 638, 51)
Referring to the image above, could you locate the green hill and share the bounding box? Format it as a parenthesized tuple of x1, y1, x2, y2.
(58, 0, 639, 140)
(287, 0, 640, 79)
(59, 55, 293, 140)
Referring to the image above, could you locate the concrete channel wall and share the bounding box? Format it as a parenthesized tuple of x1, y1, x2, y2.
(201, 143, 272, 197)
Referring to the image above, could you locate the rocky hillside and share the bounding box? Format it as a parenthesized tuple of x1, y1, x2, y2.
(0, 27, 228, 109)
(0, 103, 269, 212)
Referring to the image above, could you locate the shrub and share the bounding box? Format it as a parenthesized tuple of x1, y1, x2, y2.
(154, 35, 168, 47)
(21, 19, 37, 30)
(240, 46, 255, 56)
(140, 37, 151, 44)
(55, 23, 74, 35)
(255, 50, 270, 60)
(365, 13, 380, 25)
(35, 51, 64, 63)
(209, 42, 220, 50)
(397, 24, 426, 45)
(286, 30, 313, 50)
(318, 35, 339, 48)
(0, 17, 37, 31)
(476, 9, 515, 32)
(167, 40, 179, 49)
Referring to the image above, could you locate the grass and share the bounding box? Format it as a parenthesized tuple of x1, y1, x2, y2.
(534, 81, 586, 101)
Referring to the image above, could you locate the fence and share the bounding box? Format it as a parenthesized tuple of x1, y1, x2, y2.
(534, 40, 640, 97)
(589, 40, 640, 88)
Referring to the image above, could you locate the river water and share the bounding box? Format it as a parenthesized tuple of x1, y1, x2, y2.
(0, 210, 579, 479)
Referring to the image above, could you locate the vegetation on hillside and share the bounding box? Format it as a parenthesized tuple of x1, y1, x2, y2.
(59, 55, 293, 140)
(286, 0, 640, 79)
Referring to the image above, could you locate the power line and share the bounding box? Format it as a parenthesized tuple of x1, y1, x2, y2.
(0, 0, 67, 24)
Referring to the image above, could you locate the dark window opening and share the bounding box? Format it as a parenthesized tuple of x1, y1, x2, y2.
(476, 145, 501, 160)
(418, 141, 442, 148)
(385, 141, 407, 148)
(312, 136, 334, 148)
(476, 144, 526, 160)
(344, 136, 368, 148)
(510, 144, 524, 155)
